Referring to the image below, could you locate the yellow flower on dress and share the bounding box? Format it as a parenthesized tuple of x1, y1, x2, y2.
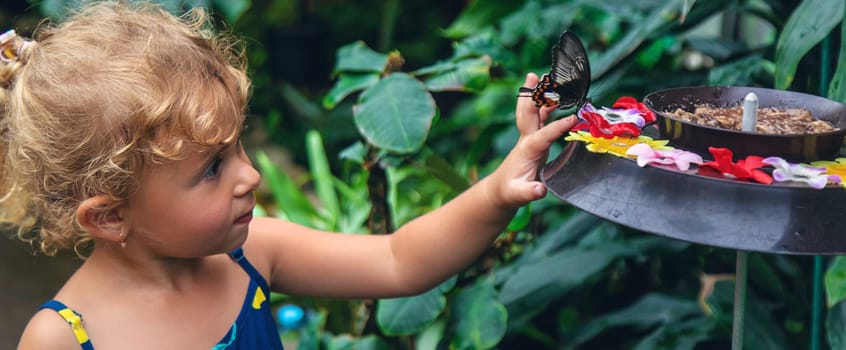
(252, 287, 267, 309)
(565, 131, 671, 158)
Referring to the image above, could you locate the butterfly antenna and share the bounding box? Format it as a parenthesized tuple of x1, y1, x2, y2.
(585, 79, 612, 105)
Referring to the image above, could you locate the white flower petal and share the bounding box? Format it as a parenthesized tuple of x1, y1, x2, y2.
(771, 169, 788, 182)
(806, 175, 829, 189)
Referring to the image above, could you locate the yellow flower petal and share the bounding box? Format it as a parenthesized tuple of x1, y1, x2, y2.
(812, 158, 846, 179)
(565, 131, 672, 159)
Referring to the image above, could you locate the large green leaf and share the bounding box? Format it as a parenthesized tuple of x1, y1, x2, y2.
(415, 320, 447, 350)
(31, 0, 77, 18)
(443, 80, 523, 132)
(499, 243, 635, 315)
(704, 282, 789, 350)
(333, 41, 390, 74)
(451, 278, 507, 350)
(306, 130, 340, 228)
(499, 2, 580, 46)
(494, 210, 601, 283)
(32, 0, 251, 20)
(376, 277, 456, 336)
(827, 301, 846, 349)
(353, 73, 437, 153)
(322, 335, 390, 350)
(636, 35, 676, 69)
(296, 310, 328, 350)
(775, 0, 845, 89)
(825, 256, 846, 307)
(591, 0, 683, 79)
(414, 56, 492, 92)
(561, 293, 704, 349)
(323, 73, 380, 109)
(452, 32, 514, 65)
(631, 318, 714, 350)
(331, 176, 371, 234)
(254, 151, 320, 227)
(828, 14, 846, 102)
(423, 154, 471, 192)
(210, 0, 250, 23)
(442, 0, 524, 39)
(708, 55, 772, 86)
(505, 204, 531, 232)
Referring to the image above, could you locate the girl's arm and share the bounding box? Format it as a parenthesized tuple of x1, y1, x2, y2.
(246, 73, 576, 298)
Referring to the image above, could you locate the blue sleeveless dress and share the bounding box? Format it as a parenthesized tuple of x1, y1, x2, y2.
(38, 248, 285, 349)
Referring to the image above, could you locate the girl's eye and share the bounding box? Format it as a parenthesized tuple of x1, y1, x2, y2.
(203, 155, 223, 178)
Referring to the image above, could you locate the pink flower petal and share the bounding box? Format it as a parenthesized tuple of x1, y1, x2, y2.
(625, 144, 702, 171)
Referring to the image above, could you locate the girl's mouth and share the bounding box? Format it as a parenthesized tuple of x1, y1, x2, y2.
(234, 211, 253, 224)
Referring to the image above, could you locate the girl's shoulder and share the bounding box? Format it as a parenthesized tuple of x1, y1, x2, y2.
(18, 263, 102, 349)
(19, 253, 250, 348)
(18, 307, 82, 350)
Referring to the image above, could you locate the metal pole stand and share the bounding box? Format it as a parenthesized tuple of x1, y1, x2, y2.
(731, 250, 749, 350)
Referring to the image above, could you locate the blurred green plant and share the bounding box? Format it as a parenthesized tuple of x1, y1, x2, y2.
(28, 0, 250, 22)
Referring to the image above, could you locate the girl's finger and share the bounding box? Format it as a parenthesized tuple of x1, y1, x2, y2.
(523, 115, 577, 155)
(516, 73, 541, 136)
(539, 105, 557, 126)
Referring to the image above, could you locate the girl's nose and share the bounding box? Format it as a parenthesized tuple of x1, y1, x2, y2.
(234, 148, 261, 197)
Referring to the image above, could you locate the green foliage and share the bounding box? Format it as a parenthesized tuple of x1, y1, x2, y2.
(560, 293, 708, 349)
(827, 301, 846, 349)
(29, 0, 250, 22)
(826, 256, 846, 307)
(451, 278, 508, 349)
(775, 0, 845, 89)
(376, 277, 456, 336)
(332, 41, 390, 74)
(254, 132, 369, 233)
(255, 150, 321, 226)
(353, 73, 436, 153)
(829, 16, 846, 101)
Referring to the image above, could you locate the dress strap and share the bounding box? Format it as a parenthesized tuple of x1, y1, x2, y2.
(229, 247, 270, 292)
(39, 300, 95, 350)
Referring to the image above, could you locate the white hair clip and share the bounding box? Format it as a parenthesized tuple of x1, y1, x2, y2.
(0, 29, 24, 62)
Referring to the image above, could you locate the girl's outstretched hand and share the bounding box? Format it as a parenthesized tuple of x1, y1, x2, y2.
(486, 72, 577, 209)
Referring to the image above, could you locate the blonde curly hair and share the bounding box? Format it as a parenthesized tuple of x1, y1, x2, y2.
(0, 1, 251, 256)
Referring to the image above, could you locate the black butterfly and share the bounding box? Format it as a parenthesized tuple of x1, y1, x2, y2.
(519, 30, 591, 110)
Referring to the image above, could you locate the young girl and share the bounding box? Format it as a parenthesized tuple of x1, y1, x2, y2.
(3, 2, 575, 349)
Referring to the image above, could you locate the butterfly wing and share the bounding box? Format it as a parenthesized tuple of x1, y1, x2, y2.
(549, 31, 590, 110)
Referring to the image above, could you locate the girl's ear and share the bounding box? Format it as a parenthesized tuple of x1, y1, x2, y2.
(76, 195, 125, 244)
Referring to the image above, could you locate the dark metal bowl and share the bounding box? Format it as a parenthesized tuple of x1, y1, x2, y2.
(540, 141, 846, 255)
(643, 86, 846, 162)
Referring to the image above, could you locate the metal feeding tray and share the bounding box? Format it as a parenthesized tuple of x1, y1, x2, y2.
(542, 85, 846, 349)
(540, 140, 846, 255)
(643, 86, 846, 162)
(540, 86, 846, 255)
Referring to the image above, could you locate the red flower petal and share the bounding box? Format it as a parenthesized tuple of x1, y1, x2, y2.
(751, 169, 774, 184)
(738, 156, 765, 170)
(610, 123, 642, 137)
(572, 123, 590, 132)
(612, 96, 656, 124)
(612, 96, 639, 108)
(580, 111, 614, 138)
(699, 147, 772, 184)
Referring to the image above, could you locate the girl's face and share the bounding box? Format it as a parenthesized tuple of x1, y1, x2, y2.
(121, 139, 260, 258)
